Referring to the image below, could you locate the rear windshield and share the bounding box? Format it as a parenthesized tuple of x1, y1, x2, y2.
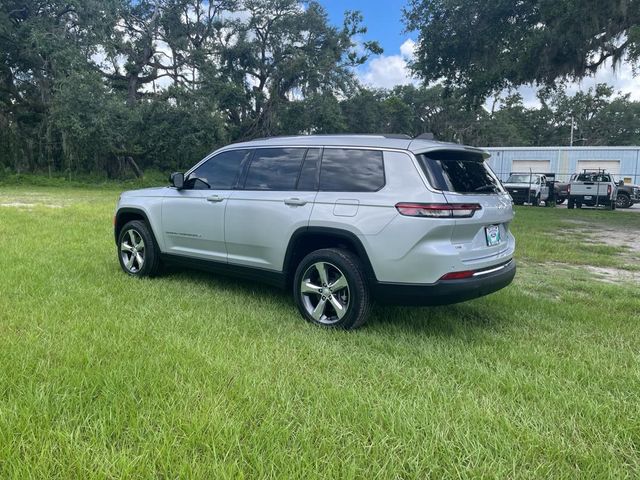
(577, 173, 611, 182)
(417, 150, 502, 194)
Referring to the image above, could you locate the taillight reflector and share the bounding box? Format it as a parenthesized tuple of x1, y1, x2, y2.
(395, 203, 481, 218)
(440, 270, 474, 280)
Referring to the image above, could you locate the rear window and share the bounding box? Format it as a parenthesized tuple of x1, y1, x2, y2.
(417, 150, 502, 194)
(319, 149, 385, 192)
(577, 173, 611, 182)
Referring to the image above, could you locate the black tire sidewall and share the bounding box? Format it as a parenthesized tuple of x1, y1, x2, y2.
(293, 248, 370, 329)
(117, 220, 159, 277)
(617, 194, 630, 208)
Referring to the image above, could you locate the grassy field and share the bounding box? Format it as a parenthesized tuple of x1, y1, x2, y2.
(1, 186, 639, 478)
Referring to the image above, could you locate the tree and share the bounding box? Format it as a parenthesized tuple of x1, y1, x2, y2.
(404, 0, 640, 100)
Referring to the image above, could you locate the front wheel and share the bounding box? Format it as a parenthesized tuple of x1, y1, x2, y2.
(532, 194, 540, 206)
(117, 220, 161, 277)
(293, 248, 371, 329)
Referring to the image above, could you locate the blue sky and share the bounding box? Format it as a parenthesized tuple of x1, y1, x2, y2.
(321, 0, 411, 55)
(317, 1, 639, 105)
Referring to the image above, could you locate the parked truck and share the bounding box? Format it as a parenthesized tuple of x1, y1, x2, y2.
(503, 172, 567, 206)
(567, 170, 618, 210)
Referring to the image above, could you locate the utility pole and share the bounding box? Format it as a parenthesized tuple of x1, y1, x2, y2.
(570, 116, 574, 147)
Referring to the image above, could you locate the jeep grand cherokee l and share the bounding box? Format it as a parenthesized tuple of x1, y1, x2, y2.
(114, 135, 516, 329)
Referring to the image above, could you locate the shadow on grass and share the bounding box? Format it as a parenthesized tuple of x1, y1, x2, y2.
(158, 265, 507, 338)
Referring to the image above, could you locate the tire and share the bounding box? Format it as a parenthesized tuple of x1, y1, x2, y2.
(576, 203, 582, 209)
(616, 193, 631, 209)
(532, 194, 540, 206)
(117, 220, 161, 277)
(293, 248, 371, 329)
(568, 199, 575, 209)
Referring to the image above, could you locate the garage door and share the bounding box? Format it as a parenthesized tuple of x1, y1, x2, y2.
(576, 160, 620, 176)
(511, 160, 551, 174)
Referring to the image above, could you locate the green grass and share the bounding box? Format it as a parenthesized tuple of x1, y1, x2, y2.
(1, 188, 639, 478)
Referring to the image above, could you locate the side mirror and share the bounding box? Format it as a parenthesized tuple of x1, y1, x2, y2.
(170, 172, 184, 189)
(618, 180, 624, 187)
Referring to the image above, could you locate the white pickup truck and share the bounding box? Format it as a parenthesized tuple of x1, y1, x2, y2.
(567, 170, 618, 210)
(503, 173, 550, 206)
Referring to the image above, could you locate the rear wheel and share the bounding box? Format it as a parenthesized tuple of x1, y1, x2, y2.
(616, 193, 631, 208)
(568, 199, 575, 209)
(293, 248, 371, 329)
(117, 220, 161, 277)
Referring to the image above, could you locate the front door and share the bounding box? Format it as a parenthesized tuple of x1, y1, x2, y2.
(161, 149, 252, 262)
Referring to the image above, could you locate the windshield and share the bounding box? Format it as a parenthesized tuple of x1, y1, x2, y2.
(417, 150, 503, 194)
(506, 174, 539, 183)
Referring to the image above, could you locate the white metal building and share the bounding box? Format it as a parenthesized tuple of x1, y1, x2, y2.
(484, 146, 640, 184)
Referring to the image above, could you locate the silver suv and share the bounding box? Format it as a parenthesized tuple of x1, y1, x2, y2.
(114, 135, 516, 329)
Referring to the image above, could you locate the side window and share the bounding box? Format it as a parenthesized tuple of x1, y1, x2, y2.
(319, 149, 385, 192)
(244, 148, 306, 191)
(297, 148, 321, 191)
(188, 149, 251, 190)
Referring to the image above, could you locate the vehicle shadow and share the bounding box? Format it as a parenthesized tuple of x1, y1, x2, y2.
(158, 266, 507, 338)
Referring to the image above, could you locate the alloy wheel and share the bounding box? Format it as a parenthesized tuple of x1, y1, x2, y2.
(120, 228, 145, 273)
(300, 261, 350, 325)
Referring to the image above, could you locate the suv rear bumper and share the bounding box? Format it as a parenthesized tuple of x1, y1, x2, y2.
(372, 259, 516, 306)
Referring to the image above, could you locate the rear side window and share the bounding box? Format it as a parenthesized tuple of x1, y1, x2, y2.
(244, 148, 306, 190)
(319, 149, 384, 192)
(188, 149, 251, 189)
(417, 150, 502, 194)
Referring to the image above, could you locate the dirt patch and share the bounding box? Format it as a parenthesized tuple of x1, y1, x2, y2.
(583, 266, 640, 284)
(0, 202, 63, 209)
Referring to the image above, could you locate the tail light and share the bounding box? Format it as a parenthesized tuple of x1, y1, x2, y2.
(607, 185, 612, 196)
(395, 203, 481, 218)
(567, 184, 571, 194)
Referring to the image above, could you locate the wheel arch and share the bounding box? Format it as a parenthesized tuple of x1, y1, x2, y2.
(283, 227, 378, 287)
(115, 208, 155, 244)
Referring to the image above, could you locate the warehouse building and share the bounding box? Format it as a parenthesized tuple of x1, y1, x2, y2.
(484, 147, 640, 185)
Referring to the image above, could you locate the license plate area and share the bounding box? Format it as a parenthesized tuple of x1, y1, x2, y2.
(485, 225, 501, 246)
(584, 195, 592, 200)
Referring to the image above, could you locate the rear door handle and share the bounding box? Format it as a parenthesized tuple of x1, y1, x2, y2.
(284, 197, 307, 206)
(206, 195, 224, 203)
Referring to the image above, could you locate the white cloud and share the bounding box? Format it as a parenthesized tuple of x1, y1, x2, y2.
(358, 39, 418, 89)
(400, 38, 416, 59)
(488, 58, 640, 110)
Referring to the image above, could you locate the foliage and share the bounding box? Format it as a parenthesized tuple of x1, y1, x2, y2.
(404, 0, 640, 99)
(1, 0, 639, 178)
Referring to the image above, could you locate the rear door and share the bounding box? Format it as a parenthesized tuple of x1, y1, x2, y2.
(224, 147, 318, 270)
(417, 150, 513, 262)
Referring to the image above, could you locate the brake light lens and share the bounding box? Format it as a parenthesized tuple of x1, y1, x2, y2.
(395, 203, 481, 218)
(567, 184, 571, 194)
(607, 184, 611, 196)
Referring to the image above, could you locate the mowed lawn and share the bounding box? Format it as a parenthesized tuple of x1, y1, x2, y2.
(1, 186, 639, 478)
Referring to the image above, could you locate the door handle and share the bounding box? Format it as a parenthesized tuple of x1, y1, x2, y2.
(206, 195, 224, 203)
(284, 198, 307, 206)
